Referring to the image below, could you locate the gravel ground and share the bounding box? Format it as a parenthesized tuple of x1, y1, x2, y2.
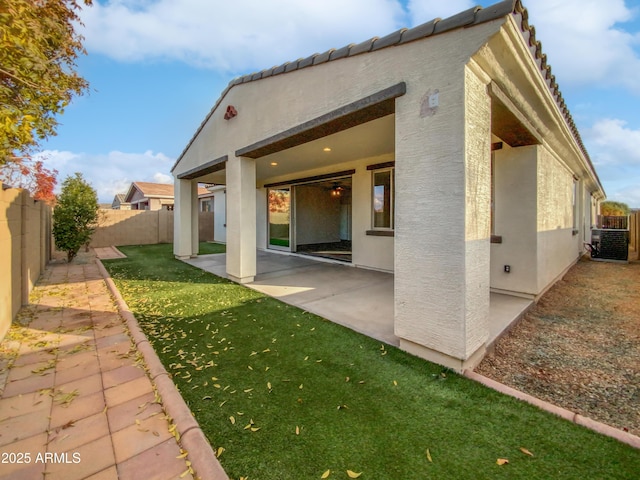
(476, 254, 640, 437)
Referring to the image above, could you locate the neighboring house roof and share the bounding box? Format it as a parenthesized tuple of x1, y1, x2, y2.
(113, 193, 126, 204)
(124, 182, 209, 202)
(172, 0, 596, 185)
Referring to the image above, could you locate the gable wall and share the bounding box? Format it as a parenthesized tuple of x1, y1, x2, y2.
(174, 20, 505, 180)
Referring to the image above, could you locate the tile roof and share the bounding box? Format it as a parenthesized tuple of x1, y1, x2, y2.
(133, 182, 175, 197)
(128, 182, 210, 198)
(173, 0, 598, 190)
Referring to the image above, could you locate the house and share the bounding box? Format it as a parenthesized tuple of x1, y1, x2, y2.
(123, 181, 210, 211)
(111, 193, 130, 210)
(170, 0, 605, 370)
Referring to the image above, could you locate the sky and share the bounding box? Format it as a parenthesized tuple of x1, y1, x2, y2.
(35, 0, 640, 206)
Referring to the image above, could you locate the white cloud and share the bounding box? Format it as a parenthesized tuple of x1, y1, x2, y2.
(36, 150, 175, 203)
(524, 0, 640, 92)
(407, 0, 474, 26)
(583, 118, 640, 206)
(587, 118, 640, 166)
(80, 0, 406, 72)
(153, 172, 172, 184)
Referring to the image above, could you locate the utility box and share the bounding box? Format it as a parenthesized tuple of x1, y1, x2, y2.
(590, 229, 629, 262)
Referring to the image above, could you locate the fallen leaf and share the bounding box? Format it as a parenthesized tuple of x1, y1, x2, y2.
(267, 382, 272, 390)
(426, 449, 432, 463)
(347, 470, 362, 478)
(519, 447, 534, 457)
(393, 380, 398, 386)
(216, 446, 225, 458)
(295, 425, 300, 435)
(321, 469, 331, 478)
(230, 416, 236, 425)
(496, 458, 509, 466)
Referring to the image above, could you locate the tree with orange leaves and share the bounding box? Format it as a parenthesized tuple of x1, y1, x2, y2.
(0, 0, 92, 162)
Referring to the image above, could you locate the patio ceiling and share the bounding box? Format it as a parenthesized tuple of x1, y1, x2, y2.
(256, 113, 395, 182)
(193, 113, 395, 185)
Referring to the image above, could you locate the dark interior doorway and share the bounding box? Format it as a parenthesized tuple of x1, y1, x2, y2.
(295, 177, 352, 262)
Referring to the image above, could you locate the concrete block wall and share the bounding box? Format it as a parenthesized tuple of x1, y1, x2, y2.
(0, 187, 51, 341)
(90, 209, 214, 248)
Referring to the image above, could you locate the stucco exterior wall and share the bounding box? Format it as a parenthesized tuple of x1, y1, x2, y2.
(490, 144, 538, 294)
(174, 21, 503, 180)
(462, 65, 492, 358)
(536, 146, 581, 292)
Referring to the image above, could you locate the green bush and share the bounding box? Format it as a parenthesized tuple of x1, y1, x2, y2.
(52, 172, 99, 262)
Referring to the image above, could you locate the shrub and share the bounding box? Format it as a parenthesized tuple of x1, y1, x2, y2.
(53, 172, 99, 262)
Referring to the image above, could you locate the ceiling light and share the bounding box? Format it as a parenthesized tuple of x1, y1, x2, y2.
(323, 147, 331, 152)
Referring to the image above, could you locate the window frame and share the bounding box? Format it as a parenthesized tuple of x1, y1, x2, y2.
(370, 166, 395, 232)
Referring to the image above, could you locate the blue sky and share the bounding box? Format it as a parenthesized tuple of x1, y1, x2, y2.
(38, 0, 640, 206)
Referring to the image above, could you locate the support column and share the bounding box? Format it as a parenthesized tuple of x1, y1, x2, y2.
(226, 155, 256, 283)
(394, 66, 491, 372)
(191, 184, 199, 255)
(174, 179, 196, 259)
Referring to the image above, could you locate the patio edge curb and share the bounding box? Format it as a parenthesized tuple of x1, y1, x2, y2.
(463, 370, 640, 450)
(96, 258, 230, 480)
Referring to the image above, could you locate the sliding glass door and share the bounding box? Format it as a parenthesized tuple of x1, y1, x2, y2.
(268, 188, 291, 250)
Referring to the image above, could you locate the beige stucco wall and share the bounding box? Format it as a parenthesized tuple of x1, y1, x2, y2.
(0, 188, 51, 341)
(174, 20, 503, 180)
(536, 146, 581, 292)
(491, 144, 538, 294)
(491, 143, 587, 297)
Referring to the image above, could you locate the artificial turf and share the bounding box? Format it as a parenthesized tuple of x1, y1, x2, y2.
(104, 243, 640, 480)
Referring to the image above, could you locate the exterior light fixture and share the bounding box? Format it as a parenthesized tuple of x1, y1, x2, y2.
(323, 147, 332, 152)
(270, 162, 278, 166)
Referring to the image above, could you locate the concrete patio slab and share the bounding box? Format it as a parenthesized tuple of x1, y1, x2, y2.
(184, 250, 533, 350)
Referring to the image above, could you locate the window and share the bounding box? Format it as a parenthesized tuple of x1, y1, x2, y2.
(572, 178, 578, 232)
(372, 168, 394, 230)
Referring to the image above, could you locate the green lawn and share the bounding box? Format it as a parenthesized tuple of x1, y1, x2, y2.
(104, 244, 640, 480)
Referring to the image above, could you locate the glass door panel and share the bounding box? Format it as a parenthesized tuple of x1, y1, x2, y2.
(268, 188, 291, 250)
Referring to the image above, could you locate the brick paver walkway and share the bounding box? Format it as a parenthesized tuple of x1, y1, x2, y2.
(0, 254, 194, 480)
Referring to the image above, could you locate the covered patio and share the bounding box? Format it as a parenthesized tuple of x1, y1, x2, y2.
(183, 251, 532, 351)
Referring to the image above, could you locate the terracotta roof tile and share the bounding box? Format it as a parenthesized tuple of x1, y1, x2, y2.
(127, 182, 208, 199)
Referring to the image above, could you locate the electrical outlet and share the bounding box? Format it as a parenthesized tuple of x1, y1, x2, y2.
(504, 265, 511, 273)
(428, 91, 439, 108)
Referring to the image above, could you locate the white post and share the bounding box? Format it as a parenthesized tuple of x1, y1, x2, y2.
(226, 155, 256, 283)
(174, 178, 196, 259)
